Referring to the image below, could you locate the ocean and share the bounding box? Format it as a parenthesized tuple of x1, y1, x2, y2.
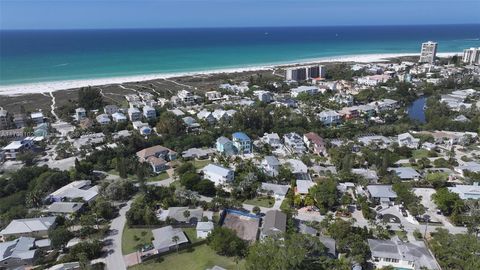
(1, 25, 479, 85)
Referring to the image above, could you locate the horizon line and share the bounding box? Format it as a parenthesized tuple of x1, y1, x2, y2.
(1, 23, 480, 31)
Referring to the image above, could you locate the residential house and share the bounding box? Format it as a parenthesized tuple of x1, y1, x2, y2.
(74, 108, 86, 121)
(319, 236, 337, 258)
(290, 86, 319, 98)
(95, 114, 111, 125)
(283, 132, 307, 155)
(295, 180, 315, 195)
(143, 105, 156, 120)
(318, 110, 342, 126)
(152, 226, 189, 254)
(13, 113, 27, 128)
(157, 207, 204, 224)
(0, 109, 9, 130)
(46, 180, 99, 204)
(448, 182, 480, 200)
(454, 161, 480, 177)
(368, 99, 399, 112)
(352, 168, 379, 183)
(178, 90, 195, 104)
(30, 112, 44, 125)
(197, 110, 216, 124)
(368, 239, 440, 270)
(253, 90, 273, 103)
(389, 167, 421, 181)
(261, 210, 286, 239)
(205, 91, 223, 101)
(303, 132, 327, 156)
(261, 132, 282, 149)
(127, 107, 142, 121)
(136, 145, 177, 173)
(0, 217, 56, 239)
(46, 202, 84, 217)
(366, 185, 397, 205)
(260, 183, 289, 199)
(196, 222, 214, 239)
(232, 132, 252, 154)
(216, 136, 235, 156)
(261, 156, 281, 177)
(339, 106, 360, 120)
(182, 116, 201, 133)
(201, 164, 234, 186)
(111, 112, 127, 123)
(104, 105, 119, 115)
(2, 138, 33, 160)
(398, 133, 420, 149)
(0, 237, 39, 269)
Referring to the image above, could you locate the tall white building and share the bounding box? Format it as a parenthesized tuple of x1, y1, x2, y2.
(419, 41, 438, 64)
(463, 47, 480, 65)
(286, 65, 325, 81)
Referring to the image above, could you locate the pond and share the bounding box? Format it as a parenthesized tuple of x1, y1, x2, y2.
(408, 96, 426, 123)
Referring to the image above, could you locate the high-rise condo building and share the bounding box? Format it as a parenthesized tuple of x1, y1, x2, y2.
(286, 65, 326, 81)
(463, 47, 480, 65)
(419, 41, 438, 64)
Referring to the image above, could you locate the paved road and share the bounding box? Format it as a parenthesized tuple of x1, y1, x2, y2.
(104, 201, 131, 270)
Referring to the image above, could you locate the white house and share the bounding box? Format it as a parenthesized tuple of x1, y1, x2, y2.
(283, 132, 307, 155)
(74, 108, 86, 121)
(201, 164, 234, 186)
(143, 105, 156, 119)
(290, 86, 319, 98)
(95, 114, 111, 125)
(318, 110, 342, 125)
(368, 239, 439, 270)
(261, 132, 282, 148)
(127, 107, 142, 121)
(261, 156, 281, 177)
(196, 221, 214, 239)
(112, 112, 127, 123)
(398, 133, 420, 149)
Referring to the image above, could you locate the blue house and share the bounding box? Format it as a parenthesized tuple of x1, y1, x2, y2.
(232, 132, 252, 154)
(216, 136, 235, 156)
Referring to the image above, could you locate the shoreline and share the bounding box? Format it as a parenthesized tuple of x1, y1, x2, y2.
(0, 52, 460, 96)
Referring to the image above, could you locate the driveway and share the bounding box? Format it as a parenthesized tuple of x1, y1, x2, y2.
(104, 201, 131, 270)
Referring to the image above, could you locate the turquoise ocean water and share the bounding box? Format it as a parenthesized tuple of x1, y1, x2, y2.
(0, 25, 479, 85)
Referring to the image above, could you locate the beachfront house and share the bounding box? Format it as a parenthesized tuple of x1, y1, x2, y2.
(30, 112, 44, 125)
(74, 108, 86, 121)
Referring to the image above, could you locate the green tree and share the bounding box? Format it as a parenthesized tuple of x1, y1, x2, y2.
(207, 227, 247, 257)
(432, 188, 464, 216)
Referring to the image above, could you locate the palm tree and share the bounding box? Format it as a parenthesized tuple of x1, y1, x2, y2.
(172, 235, 180, 253)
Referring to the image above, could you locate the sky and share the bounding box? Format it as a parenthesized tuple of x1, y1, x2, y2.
(1, 0, 479, 30)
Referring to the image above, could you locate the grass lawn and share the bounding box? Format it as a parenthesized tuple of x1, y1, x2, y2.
(183, 227, 201, 243)
(129, 244, 245, 270)
(244, 196, 274, 208)
(122, 226, 155, 254)
(146, 172, 169, 182)
(193, 159, 212, 169)
(412, 149, 430, 159)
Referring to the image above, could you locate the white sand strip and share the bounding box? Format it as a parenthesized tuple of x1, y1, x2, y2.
(0, 52, 460, 96)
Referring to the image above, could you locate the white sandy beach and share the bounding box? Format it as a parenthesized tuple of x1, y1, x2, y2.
(0, 52, 460, 96)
